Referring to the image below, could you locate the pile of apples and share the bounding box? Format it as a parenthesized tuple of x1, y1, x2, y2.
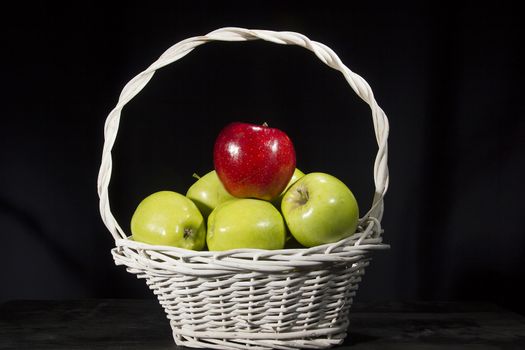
(130, 122, 359, 251)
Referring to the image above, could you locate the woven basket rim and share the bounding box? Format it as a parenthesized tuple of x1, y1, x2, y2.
(112, 219, 387, 275)
(115, 218, 388, 257)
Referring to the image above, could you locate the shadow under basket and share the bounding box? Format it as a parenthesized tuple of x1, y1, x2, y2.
(98, 27, 390, 349)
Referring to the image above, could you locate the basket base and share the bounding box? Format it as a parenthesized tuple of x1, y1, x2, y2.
(173, 330, 346, 350)
(111, 226, 388, 350)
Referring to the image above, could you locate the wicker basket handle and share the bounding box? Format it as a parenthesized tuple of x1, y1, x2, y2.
(97, 27, 390, 242)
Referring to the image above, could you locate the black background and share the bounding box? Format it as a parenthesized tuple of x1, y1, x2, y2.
(2, 2, 524, 315)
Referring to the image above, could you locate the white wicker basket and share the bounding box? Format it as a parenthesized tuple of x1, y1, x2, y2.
(97, 27, 390, 349)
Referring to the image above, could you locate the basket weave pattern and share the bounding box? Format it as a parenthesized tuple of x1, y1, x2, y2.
(98, 27, 390, 349)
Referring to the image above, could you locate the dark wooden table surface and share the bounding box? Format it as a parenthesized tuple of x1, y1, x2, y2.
(1, 299, 524, 349)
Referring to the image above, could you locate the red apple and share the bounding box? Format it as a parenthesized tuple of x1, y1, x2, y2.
(213, 122, 296, 201)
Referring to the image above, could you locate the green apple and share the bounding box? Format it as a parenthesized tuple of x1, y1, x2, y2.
(281, 172, 359, 247)
(207, 199, 286, 251)
(131, 191, 206, 250)
(186, 170, 235, 218)
(272, 168, 305, 209)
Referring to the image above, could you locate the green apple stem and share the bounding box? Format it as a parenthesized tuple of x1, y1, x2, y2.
(183, 228, 194, 240)
(192, 173, 201, 180)
(296, 186, 309, 205)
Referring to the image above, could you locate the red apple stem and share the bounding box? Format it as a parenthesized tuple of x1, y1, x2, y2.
(262, 122, 268, 127)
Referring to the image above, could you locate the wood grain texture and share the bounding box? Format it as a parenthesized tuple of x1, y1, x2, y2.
(1, 300, 524, 350)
